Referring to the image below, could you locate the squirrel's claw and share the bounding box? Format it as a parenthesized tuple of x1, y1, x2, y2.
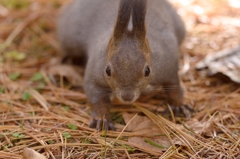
(90, 118, 116, 131)
(164, 104, 193, 118)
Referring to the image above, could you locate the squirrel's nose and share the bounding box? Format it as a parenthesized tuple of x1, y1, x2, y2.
(121, 93, 134, 102)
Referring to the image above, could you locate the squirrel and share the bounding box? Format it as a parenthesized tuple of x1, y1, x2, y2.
(57, 0, 186, 130)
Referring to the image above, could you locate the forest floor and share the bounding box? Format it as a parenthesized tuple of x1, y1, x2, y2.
(0, 0, 239, 158)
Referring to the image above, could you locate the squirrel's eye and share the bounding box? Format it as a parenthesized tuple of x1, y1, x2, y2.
(106, 66, 111, 76)
(144, 66, 150, 77)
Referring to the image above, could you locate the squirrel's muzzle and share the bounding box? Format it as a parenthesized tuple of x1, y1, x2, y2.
(116, 87, 140, 103)
(121, 93, 134, 102)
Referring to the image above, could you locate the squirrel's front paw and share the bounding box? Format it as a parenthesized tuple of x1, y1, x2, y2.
(164, 104, 193, 118)
(90, 118, 115, 131)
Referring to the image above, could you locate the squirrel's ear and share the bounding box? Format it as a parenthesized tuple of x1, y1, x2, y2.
(132, 0, 147, 43)
(113, 0, 133, 41)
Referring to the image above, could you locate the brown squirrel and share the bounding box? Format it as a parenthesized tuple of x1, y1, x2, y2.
(57, 0, 186, 130)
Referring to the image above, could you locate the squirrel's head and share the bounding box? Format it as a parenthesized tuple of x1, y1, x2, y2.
(105, 33, 151, 103)
(106, 0, 149, 103)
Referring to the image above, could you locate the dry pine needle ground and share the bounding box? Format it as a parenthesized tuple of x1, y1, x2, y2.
(0, 0, 239, 158)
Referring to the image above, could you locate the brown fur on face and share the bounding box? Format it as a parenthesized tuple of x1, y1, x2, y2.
(105, 32, 151, 103)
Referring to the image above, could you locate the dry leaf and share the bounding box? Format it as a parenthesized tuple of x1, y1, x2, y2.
(22, 148, 47, 159)
(42, 58, 83, 86)
(122, 113, 164, 135)
(129, 137, 170, 152)
(185, 118, 206, 134)
(196, 45, 240, 83)
(0, 103, 11, 112)
(96, 138, 113, 148)
(122, 113, 173, 151)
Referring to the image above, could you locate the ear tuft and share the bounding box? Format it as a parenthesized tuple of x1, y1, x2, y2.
(113, 0, 134, 40)
(132, 0, 147, 42)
